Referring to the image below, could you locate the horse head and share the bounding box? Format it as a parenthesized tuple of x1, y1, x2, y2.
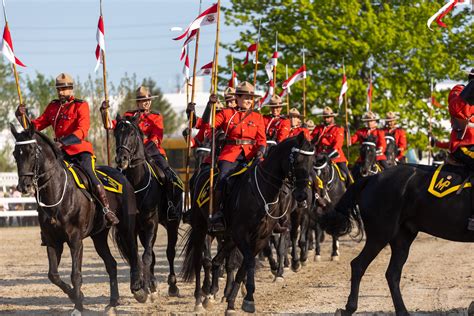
(360, 134, 377, 177)
(114, 114, 145, 170)
(10, 123, 60, 195)
(384, 133, 397, 166)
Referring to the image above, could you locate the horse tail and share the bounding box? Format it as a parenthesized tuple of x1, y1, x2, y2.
(180, 212, 206, 282)
(320, 176, 370, 240)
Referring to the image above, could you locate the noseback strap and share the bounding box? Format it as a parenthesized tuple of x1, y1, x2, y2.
(15, 140, 37, 145)
(291, 147, 315, 156)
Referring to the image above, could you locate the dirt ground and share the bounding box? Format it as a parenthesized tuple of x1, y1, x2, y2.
(0, 226, 473, 315)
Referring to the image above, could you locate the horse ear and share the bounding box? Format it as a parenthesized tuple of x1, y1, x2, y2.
(10, 123, 19, 139)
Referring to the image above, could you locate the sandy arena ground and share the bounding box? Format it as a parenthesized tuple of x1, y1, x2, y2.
(0, 226, 473, 315)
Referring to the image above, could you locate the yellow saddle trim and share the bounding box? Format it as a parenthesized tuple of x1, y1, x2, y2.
(63, 160, 123, 194)
(197, 172, 219, 208)
(428, 165, 471, 198)
(460, 147, 474, 159)
(229, 159, 255, 178)
(316, 176, 323, 189)
(332, 163, 346, 182)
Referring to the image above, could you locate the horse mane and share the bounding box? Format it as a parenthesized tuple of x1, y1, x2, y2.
(34, 131, 63, 160)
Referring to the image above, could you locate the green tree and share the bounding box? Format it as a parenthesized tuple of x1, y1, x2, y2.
(0, 60, 19, 130)
(223, 0, 473, 154)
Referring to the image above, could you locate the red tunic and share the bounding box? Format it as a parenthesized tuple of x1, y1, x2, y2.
(215, 108, 266, 162)
(288, 126, 311, 140)
(435, 140, 450, 149)
(311, 124, 347, 163)
(448, 84, 474, 152)
(263, 115, 291, 143)
(383, 127, 407, 160)
(32, 98, 94, 156)
(351, 128, 387, 161)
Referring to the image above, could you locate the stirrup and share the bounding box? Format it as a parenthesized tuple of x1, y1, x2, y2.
(208, 212, 226, 233)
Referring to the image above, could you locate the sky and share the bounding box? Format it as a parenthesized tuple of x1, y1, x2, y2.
(4, 0, 241, 93)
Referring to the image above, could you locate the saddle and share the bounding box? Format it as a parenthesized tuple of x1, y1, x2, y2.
(147, 159, 184, 191)
(64, 161, 123, 194)
(427, 164, 472, 198)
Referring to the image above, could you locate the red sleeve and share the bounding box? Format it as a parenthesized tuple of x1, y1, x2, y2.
(397, 129, 407, 158)
(214, 109, 227, 131)
(435, 140, 450, 149)
(377, 129, 386, 152)
(149, 114, 164, 145)
(31, 103, 54, 131)
(276, 119, 290, 142)
(71, 101, 90, 140)
(256, 114, 267, 148)
(350, 130, 360, 145)
(311, 126, 320, 139)
(449, 85, 472, 120)
(332, 127, 345, 150)
(195, 117, 203, 129)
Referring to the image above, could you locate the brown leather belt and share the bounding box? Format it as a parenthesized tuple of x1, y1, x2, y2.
(226, 139, 256, 145)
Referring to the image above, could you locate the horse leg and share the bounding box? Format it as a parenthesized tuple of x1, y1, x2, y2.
(166, 221, 180, 297)
(342, 238, 386, 315)
(68, 237, 84, 313)
(91, 230, 119, 312)
(226, 260, 247, 314)
(241, 243, 257, 313)
(262, 240, 277, 275)
(275, 231, 287, 280)
(201, 235, 213, 297)
(331, 235, 340, 261)
(290, 217, 300, 272)
(298, 213, 310, 265)
(210, 238, 235, 303)
(139, 219, 159, 297)
(46, 244, 74, 300)
(308, 227, 314, 250)
(314, 224, 322, 262)
(386, 229, 417, 316)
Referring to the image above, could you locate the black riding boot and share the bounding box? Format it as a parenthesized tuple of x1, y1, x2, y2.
(96, 184, 119, 227)
(164, 168, 180, 221)
(208, 189, 225, 233)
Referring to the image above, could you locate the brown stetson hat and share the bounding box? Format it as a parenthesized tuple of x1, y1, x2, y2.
(266, 95, 287, 107)
(232, 81, 261, 98)
(320, 106, 337, 117)
(133, 86, 157, 101)
(385, 111, 399, 122)
(224, 87, 236, 101)
(361, 111, 379, 122)
(55, 73, 74, 88)
(289, 107, 302, 118)
(305, 119, 315, 131)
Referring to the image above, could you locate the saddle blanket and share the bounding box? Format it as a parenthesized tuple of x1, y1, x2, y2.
(428, 164, 471, 198)
(64, 161, 123, 194)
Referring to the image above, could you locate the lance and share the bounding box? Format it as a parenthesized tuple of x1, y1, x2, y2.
(231, 53, 235, 87)
(368, 69, 373, 111)
(285, 64, 290, 114)
(252, 18, 261, 107)
(98, 0, 112, 166)
(273, 32, 278, 96)
(183, 0, 202, 212)
(343, 62, 350, 160)
(2, 1, 26, 129)
(302, 46, 307, 119)
(208, 0, 221, 219)
(428, 77, 434, 165)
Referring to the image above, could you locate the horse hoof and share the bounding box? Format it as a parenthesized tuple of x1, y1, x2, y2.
(104, 305, 117, 316)
(242, 300, 256, 313)
(468, 301, 474, 316)
(203, 296, 215, 309)
(335, 308, 350, 316)
(71, 309, 82, 316)
(168, 286, 180, 297)
(314, 255, 322, 262)
(133, 289, 148, 303)
(291, 264, 300, 272)
(194, 303, 205, 313)
(225, 308, 237, 315)
(331, 255, 340, 262)
(283, 266, 290, 272)
(274, 276, 284, 283)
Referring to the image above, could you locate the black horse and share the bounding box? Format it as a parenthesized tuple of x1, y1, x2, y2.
(321, 163, 474, 315)
(11, 124, 145, 314)
(312, 153, 347, 261)
(182, 133, 314, 314)
(351, 135, 382, 180)
(114, 115, 182, 299)
(384, 133, 398, 167)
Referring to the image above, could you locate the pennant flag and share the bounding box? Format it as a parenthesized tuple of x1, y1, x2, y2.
(179, 29, 198, 61)
(182, 51, 190, 80)
(265, 51, 278, 81)
(282, 65, 306, 90)
(366, 78, 373, 112)
(228, 71, 238, 88)
(196, 61, 213, 76)
(338, 73, 348, 108)
(173, 3, 218, 41)
(94, 15, 105, 72)
(279, 88, 289, 98)
(258, 80, 274, 108)
(1, 24, 25, 67)
(243, 42, 258, 65)
(427, 0, 465, 30)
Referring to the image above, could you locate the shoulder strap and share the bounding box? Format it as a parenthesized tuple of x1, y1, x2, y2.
(225, 109, 254, 138)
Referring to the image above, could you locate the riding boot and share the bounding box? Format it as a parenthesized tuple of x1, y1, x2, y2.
(96, 184, 120, 227)
(164, 167, 180, 221)
(208, 189, 225, 233)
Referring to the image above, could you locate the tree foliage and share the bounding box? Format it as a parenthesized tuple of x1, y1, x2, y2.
(223, 0, 473, 151)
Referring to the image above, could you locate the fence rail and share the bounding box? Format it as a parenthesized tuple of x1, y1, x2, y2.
(0, 197, 38, 218)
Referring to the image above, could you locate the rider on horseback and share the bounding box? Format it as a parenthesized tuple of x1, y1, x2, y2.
(312, 106, 353, 185)
(351, 111, 389, 169)
(208, 81, 267, 232)
(383, 111, 407, 163)
(262, 95, 290, 146)
(288, 108, 311, 140)
(101, 86, 180, 220)
(16, 73, 119, 227)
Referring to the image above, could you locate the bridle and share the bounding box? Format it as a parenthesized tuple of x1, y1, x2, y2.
(115, 120, 146, 169)
(360, 140, 378, 176)
(15, 138, 68, 208)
